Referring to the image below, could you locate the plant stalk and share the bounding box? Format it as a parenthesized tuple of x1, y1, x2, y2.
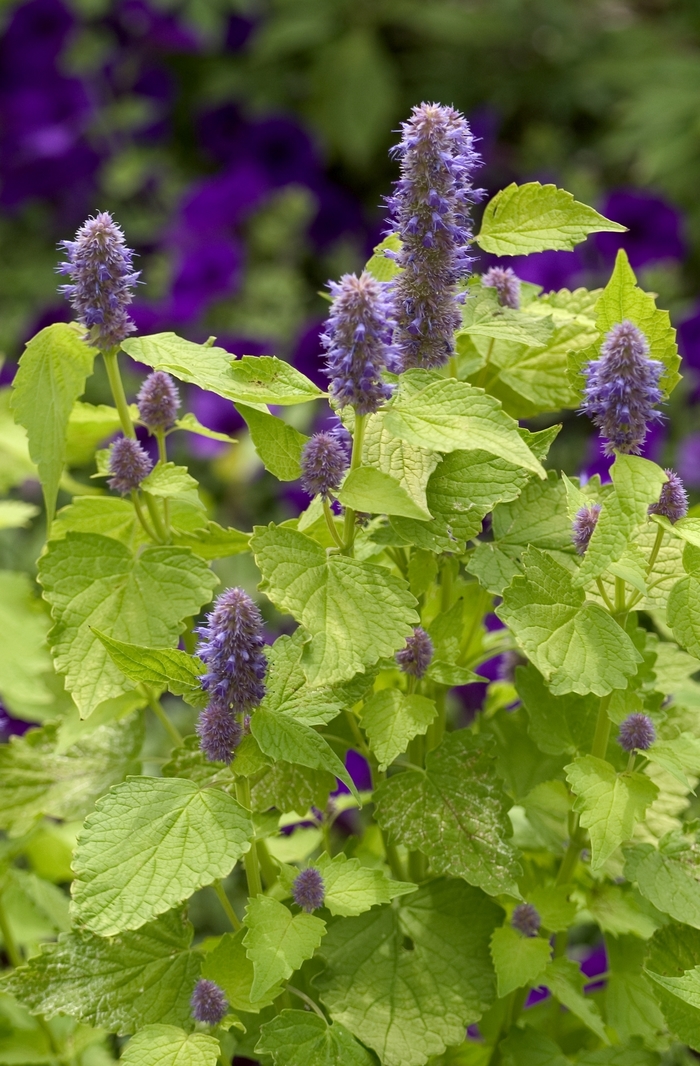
(342, 413, 366, 554)
(145, 688, 183, 747)
(213, 879, 242, 931)
(236, 777, 263, 898)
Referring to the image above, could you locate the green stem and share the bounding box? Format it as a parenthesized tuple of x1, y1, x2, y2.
(103, 347, 135, 438)
(646, 523, 665, 577)
(155, 429, 170, 533)
(448, 355, 458, 378)
(143, 491, 169, 543)
(287, 985, 327, 1020)
(591, 692, 613, 760)
(236, 777, 263, 898)
(256, 840, 278, 889)
(382, 834, 407, 881)
(344, 709, 371, 762)
(213, 879, 242, 931)
(131, 490, 157, 540)
(595, 577, 615, 614)
(426, 687, 445, 753)
(145, 688, 183, 747)
(323, 499, 344, 549)
(614, 575, 627, 616)
(182, 617, 198, 655)
(627, 751, 637, 773)
(342, 414, 367, 555)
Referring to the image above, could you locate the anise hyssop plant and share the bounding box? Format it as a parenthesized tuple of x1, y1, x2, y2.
(1, 103, 700, 1066)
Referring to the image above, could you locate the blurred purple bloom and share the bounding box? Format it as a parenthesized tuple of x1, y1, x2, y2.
(0, 0, 73, 83)
(169, 237, 242, 323)
(596, 189, 685, 268)
(512, 903, 541, 936)
(291, 320, 328, 390)
(249, 117, 317, 186)
(115, 0, 200, 52)
(678, 433, 700, 488)
(678, 306, 700, 372)
(501, 248, 584, 293)
(178, 165, 268, 235)
(482, 266, 520, 308)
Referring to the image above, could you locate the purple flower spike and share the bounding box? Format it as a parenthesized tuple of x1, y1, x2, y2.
(482, 266, 521, 309)
(196, 588, 267, 715)
(191, 978, 228, 1025)
(581, 320, 664, 456)
(300, 432, 348, 499)
(138, 371, 181, 431)
(649, 469, 688, 524)
(322, 271, 396, 415)
(292, 867, 325, 912)
(387, 102, 482, 371)
(511, 903, 541, 937)
(196, 701, 243, 764)
(57, 211, 140, 350)
(396, 627, 434, 679)
(107, 436, 152, 495)
(572, 504, 601, 555)
(618, 713, 656, 753)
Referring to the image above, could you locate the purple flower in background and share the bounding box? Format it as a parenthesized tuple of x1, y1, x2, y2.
(677, 433, 700, 488)
(572, 504, 601, 555)
(501, 248, 583, 293)
(396, 627, 434, 679)
(116, 0, 200, 53)
(178, 165, 268, 236)
(196, 588, 267, 715)
(107, 437, 152, 494)
(512, 903, 541, 937)
(322, 271, 395, 415)
(482, 266, 520, 308)
(292, 868, 325, 912)
(248, 117, 317, 187)
(582, 321, 664, 455)
(300, 432, 348, 499)
(137, 371, 180, 431)
(191, 979, 228, 1025)
(196, 701, 243, 765)
(388, 102, 482, 370)
(168, 237, 241, 323)
(678, 307, 700, 373)
(618, 713, 656, 752)
(596, 189, 685, 268)
(58, 212, 140, 349)
(292, 320, 329, 390)
(649, 469, 688, 523)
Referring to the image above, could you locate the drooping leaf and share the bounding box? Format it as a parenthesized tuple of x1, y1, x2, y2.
(0, 910, 200, 1035)
(251, 524, 417, 686)
(256, 1010, 375, 1066)
(625, 829, 700, 928)
(250, 707, 358, 800)
(339, 467, 432, 521)
(476, 182, 626, 255)
(93, 631, 207, 707)
(71, 777, 253, 935)
(540, 956, 609, 1043)
(360, 689, 436, 770)
(260, 631, 348, 726)
(498, 547, 643, 696)
(489, 925, 551, 998)
(10, 323, 96, 523)
(243, 895, 326, 1001)
(39, 531, 217, 716)
(316, 879, 502, 1066)
(362, 408, 439, 515)
(239, 403, 309, 481)
(201, 929, 282, 1012)
(566, 756, 659, 870)
(374, 730, 522, 897)
(645, 922, 700, 1050)
(121, 1026, 219, 1066)
(173, 411, 237, 443)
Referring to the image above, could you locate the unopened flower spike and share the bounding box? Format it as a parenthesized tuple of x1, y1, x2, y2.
(195, 588, 267, 763)
(138, 371, 181, 432)
(300, 431, 349, 499)
(387, 102, 482, 370)
(581, 320, 664, 455)
(57, 211, 140, 350)
(572, 503, 601, 555)
(511, 903, 541, 937)
(191, 979, 228, 1025)
(482, 266, 521, 309)
(322, 271, 396, 415)
(618, 713, 656, 753)
(107, 436, 152, 495)
(293, 867, 325, 912)
(649, 469, 688, 523)
(396, 626, 434, 679)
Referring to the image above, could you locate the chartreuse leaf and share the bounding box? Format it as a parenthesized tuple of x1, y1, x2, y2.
(141, 462, 200, 501)
(500, 1027, 569, 1066)
(384, 372, 545, 477)
(476, 181, 626, 255)
(172, 522, 250, 561)
(239, 403, 309, 481)
(574, 455, 667, 587)
(243, 895, 326, 1001)
(250, 708, 358, 800)
(498, 548, 642, 696)
(668, 573, 700, 658)
(374, 731, 522, 897)
(585, 882, 658, 939)
(227, 355, 323, 405)
(516, 664, 598, 756)
(489, 925, 551, 998)
(316, 879, 502, 1066)
(92, 630, 207, 707)
(260, 631, 347, 726)
(257, 1010, 375, 1066)
(65, 400, 125, 465)
(540, 957, 609, 1043)
(251, 524, 417, 686)
(121, 1026, 219, 1066)
(0, 570, 52, 721)
(645, 922, 700, 1049)
(0, 499, 39, 529)
(201, 929, 282, 1012)
(566, 756, 659, 870)
(312, 853, 416, 916)
(252, 762, 336, 817)
(460, 283, 555, 347)
(644, 733, 700, 788)
(362, 408, 439, 516)
(0, 716, 142, 836)
(10, 323, 96, 523)
(339, 467, 432, 520)
(71, 777, 253, 935)
(360, 689, 436, 770)
(173, 411, 237, 443)
(0, 910, 199, 1035)
(38, 531, 217, 717)
(605, 936, 666, 1049)
(625, 828, 700, 928)
(365, 234, 402, 282)
(527, 884, 577, 932)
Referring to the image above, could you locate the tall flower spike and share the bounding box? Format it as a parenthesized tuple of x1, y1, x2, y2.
(482, 266, 521, 309)
(57, 211, 140, 350)
(572, 504, 601, 555)
(582, 320, 664, 455)
(322, 271, 396, 415)
(191, 979, 228, 1025)
(387, 102, 482, 370)
(107, 436, 152, 495)
(396, 626, 434, 679)
(649, 469, 688, 523)
(292, 868, 325, 912)
(300, 432, 349, 499)
(618, 713, 656, 753)
(138, 371, 181, 431)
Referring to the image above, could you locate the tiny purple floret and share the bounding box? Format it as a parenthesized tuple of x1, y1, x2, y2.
(648, 469, 688, 524)
(396, 627, 434, 679)
(511, 903, 541, 937)
(292, 867, 325, 912)
(572, 504, 601, 555)
(191, 978, 228, 1025)
(107, 436, 152, 495)
(196, 702, 243, 765)
(300, 432, 348, 499)
(482, 266, 521, 309)
(618, 713, 656, 753)
(138, 371, 181, 431)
